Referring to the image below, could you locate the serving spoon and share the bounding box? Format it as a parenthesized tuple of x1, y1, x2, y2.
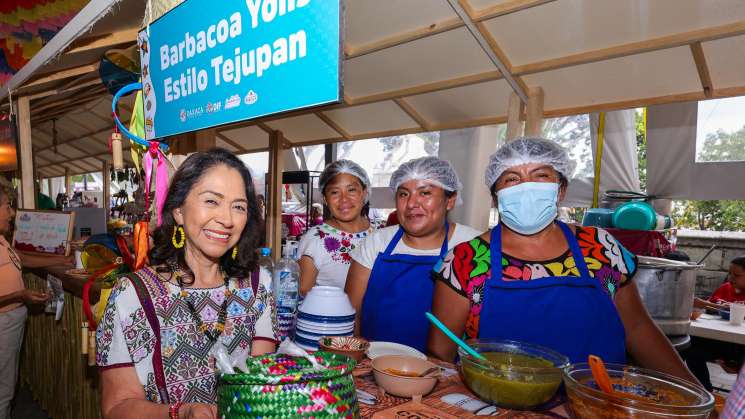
(588, 355, 614, 395)
(425, 312, 487, 362)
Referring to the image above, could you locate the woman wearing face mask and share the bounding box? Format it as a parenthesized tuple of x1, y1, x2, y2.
(297, 160, 373, 295)
(428, 138, 697, 384)
(345, 157, 480, 352)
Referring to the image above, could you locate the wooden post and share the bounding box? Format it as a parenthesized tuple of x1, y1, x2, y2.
(524, 87, 544, 137)
(195, 128, 216, 151)
(267, 130, 285, 261)
(506, 92, 524, 141)
(65, 167, 71, 195)
(17, 96, 35, 209)
(102, 161, 110, 219)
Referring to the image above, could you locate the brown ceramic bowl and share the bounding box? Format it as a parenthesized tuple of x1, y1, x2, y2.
(318, 336, 369, 362)
(371, 355, 439, 398)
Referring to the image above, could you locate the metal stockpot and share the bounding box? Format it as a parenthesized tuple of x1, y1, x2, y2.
(634, 257, 703, 336)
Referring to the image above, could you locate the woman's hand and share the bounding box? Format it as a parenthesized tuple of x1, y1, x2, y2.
(179, 403, 217, 419)
(19, 289, 50, 306)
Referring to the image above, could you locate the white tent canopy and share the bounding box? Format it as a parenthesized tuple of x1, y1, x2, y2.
(3, 0, 745, 180)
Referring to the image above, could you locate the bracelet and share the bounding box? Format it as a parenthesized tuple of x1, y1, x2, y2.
(168, 401, 183, 419)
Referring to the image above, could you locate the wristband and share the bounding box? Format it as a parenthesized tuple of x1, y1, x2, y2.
(169, 401, 182, 419)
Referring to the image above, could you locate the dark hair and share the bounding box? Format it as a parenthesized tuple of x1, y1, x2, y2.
(732, 256, 745, 271)
(149, 148, 261, 284)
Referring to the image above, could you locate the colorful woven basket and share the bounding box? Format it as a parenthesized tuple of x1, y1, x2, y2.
(217, 352, 359, 418)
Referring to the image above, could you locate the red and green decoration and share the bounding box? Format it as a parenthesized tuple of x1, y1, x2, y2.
(0, 0, 87, 86)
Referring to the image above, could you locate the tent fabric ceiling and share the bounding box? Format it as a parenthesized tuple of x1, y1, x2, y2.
(13, 0, 745, 176)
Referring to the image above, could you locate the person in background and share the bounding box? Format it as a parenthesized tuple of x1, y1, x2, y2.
(98, 149, 276, 419)
(428, 137, 698, 386)
(309, 203, 324, 227)
(723, 365, 745, 417)
(694, 256, 745, 311)
(345, 156, 480, 352)
(256, 194, 266, 220)
(685, 256, 745, 391)
(0, 186, 73, 419)
(298, 160, 373, 296)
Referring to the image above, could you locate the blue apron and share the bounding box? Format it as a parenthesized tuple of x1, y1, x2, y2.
(360, 224, 449, 352)
(478, 221, 626, 364)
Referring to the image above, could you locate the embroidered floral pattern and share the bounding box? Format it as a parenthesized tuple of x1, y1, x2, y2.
(308, 223, 371, 265)
(96, 267, 277, 404)
(434, 226, 637, 340)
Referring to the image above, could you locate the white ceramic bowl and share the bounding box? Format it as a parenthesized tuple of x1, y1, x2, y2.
(298, 286, 355, 317)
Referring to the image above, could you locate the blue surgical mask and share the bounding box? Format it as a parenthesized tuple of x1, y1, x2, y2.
(497, 182, 559, 235)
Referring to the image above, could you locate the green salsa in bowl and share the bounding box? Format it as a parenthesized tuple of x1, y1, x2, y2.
(458, 339, 569, 410)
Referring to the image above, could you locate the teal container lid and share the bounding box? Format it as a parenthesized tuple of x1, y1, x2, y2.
(612, 201, 656, 230)
(260, 247, 271, 257)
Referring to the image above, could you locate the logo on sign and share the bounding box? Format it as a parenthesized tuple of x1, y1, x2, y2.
(244, 90, 258, 105)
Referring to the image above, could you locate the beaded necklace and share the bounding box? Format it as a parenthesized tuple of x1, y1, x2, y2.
(172, 264, 231, 345)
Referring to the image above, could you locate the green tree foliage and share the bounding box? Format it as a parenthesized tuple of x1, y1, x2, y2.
(671, 124, 745, 231)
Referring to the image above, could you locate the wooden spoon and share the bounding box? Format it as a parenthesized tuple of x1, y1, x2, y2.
(589, 355, 614, 395)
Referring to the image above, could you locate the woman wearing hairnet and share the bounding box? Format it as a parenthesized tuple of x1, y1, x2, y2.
(428, 138, 698, 384)
(345, 156, 480, 352)
(297, 160, 374, 295)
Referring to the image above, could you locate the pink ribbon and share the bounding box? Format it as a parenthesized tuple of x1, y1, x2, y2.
(143, 141, 169, 227)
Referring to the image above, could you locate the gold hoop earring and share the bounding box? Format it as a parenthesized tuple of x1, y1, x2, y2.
(172, 226, 185, 249)
(231, 246, 238, 260)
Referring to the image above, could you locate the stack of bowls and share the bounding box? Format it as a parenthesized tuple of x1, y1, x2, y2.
(293, 286, 355, 351)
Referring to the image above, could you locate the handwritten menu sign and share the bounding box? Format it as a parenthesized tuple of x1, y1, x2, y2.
(12, 210, 75, 256)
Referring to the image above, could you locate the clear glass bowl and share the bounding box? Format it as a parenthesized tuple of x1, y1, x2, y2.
(563, 363, 715, 418)
(457, 339, 570, 410)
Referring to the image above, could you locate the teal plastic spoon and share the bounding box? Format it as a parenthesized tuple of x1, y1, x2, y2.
(425, 312, 487, 361)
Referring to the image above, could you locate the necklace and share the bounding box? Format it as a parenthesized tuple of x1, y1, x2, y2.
(174, 268, 231, 345)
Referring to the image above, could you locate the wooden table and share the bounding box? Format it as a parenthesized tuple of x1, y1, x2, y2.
(353, 358, 569, 418)
(690, 314, 745, 345)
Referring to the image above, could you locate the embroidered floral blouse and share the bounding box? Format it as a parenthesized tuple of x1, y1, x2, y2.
(96, 266, 277, 404)
(433, 226, 638, 340)
(297, 223, 373, 290)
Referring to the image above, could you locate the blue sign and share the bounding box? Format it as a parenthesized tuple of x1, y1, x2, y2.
(138, 0, 342, 139)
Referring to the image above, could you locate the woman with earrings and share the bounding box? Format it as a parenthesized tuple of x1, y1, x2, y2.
(297, 160, 374, 296)
(427, 138, 698, 385)
(97, 149, 277, 419)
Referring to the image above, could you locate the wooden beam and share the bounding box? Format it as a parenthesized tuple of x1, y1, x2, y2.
(348, 70, 502, 106)
(27, 79, 103, 101)
(393, 98, 432, 130)
(257, 123, 275, 135)
(32, 86, 107, 113)
(524, 87, 544, 136)
(346, 17, 463, 59)
(472, 0, 557, 21)
(315, 112, 351, 139)
(506, 92, 524, 140)
(17, 96, 36, 209)
(22, 63, 100, 90)
(38, 147, 131, 169)
(215, 132, 249, 153)
(65, 28, 139, 55)
(474, 21, 529, 94)
(36, 127, 111, 152)
(266, 131, 285, 260)
(690, 42, 714, 98)
(448, 0, 528, 102)
(430, 115, 507, 131)
(512, 20, 745, 76)
(33, 96, 106, 124)
(65, 168, 71, 194)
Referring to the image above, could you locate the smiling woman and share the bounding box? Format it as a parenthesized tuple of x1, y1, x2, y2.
(96, 148, 277, 419)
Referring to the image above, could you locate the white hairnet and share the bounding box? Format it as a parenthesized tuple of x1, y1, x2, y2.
(389, 156, 463, 206)
(319, 159, 371, 202)
(485, 137, 576, 189)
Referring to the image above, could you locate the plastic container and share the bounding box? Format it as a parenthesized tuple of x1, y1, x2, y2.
(582, 208, 615, 228)
(612, 201, 657, 230)
(563, 363, 714, 418)
(273, 246, 300, 342)
(457, 339, 569, 410)
(257, 247, 274, 293)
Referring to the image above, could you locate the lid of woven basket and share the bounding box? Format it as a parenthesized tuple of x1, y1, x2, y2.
(219, 352, 356, 385)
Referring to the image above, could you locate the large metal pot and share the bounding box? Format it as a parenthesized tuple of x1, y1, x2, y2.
(634, 257, 703, 336)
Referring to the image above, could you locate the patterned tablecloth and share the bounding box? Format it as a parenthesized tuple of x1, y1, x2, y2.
(353, 358, 570, 418)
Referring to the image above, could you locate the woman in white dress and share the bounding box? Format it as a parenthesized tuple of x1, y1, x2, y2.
(297, 160, 374, 295)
